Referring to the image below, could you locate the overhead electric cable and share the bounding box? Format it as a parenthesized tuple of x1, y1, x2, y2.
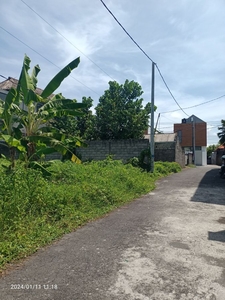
(100, 0, 154, 64)
(160, 94, 225, 114)
(0, 74, 18, 84)
(99, 0, 189, 116)
(20, 0, 114, 81)
(0, 26, 100, 96)
(155, 65, 189, 117)
(161, 114, 176, 123)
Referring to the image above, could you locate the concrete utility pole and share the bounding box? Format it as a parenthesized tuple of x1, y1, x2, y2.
(192, 116, 196, 165)
(150, 62, 155, 172)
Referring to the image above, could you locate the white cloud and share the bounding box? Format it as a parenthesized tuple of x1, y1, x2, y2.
(0, 0, 224, 145)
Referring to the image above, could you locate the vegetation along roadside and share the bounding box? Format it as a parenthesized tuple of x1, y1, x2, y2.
(0, 158, 181, 273)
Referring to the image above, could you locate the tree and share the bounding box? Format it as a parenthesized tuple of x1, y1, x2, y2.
(207, 144, 219, 157)
(218, 119, 225, 145)
(49, 115, 79, 137)
(50, 96, 96, 141)
(0, 54, 86, 168)
(94, 80, 155, 140)
(76, 97, 96, 140)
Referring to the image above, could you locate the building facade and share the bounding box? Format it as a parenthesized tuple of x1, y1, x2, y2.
(174, 115, 207, 166)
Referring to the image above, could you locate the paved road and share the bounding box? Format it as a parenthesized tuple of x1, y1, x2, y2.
(1, 165, 225, 300)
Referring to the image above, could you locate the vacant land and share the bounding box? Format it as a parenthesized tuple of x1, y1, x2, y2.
(1, 165, 224, 300)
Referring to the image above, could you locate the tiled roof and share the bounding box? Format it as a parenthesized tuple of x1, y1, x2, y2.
(0, 77, 44, 95)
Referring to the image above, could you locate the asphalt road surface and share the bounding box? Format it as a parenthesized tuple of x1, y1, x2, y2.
(1, 165, 225, 300)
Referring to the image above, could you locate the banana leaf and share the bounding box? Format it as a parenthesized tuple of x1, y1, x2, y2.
(17, 55, 41, 104)
(41, 57, 80, 98)
(1, 134, 26, 152)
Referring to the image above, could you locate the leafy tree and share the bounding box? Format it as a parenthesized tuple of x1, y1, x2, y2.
(49, 115, 79, 137)
(0, 54, 86, 168)
(50, 96, 96, 141)
(76, 97, 96, 140)
(218, 119, 225, 145)
(94, 79, 155, 140)
(207, 144, 219, 157)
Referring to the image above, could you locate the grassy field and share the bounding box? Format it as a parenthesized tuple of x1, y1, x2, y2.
(0, 158, 181, 273)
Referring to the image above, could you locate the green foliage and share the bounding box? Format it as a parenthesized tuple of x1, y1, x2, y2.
(126, 148, 151, 172)
(207, 144, 219, 157)
(94, 79, 156, 140)
(138, 148, 151, 172)
(0, 55, 86, 168)
(0, 159, 181, 271)
(126, 157, 140, 168)
(154, 161, 181, 176)
(50, 96, 96, 141)
(40, 57, 80, 99)
(0, 157, 10, 172)
(76, 97, 96, 140)
(218, 119, 225, 145)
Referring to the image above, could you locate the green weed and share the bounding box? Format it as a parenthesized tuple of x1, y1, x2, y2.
(0, 159, 181, 272)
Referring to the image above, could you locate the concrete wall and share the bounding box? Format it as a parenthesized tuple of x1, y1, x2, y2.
(215, 147, 225, 166)
(175, 139, 186, 168)
(155, 142, 175, 162)
(77, 139, 149, 162)
(154, 140, 185, 168)
(195, 146, 207, 166)
(77, 139, 185, 167)
(0, 142, 62, 161)
(0, 139, 185, 167)
(0, 143, 10, 157)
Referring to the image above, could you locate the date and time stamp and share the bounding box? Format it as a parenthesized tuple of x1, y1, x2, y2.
(10, 284, 58, 290)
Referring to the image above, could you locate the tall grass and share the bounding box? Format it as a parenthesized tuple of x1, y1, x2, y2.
(0, 158, 181, 272)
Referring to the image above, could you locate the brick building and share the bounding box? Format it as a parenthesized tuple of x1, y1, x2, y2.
(174, 115, 207, 166)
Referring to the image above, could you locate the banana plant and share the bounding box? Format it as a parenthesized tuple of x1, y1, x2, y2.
(0, 88, 26, 167)
(0, 54, 87, 168)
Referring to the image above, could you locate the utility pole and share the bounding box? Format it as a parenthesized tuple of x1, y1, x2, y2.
(150, 62, 155, 172)
(192, 116, 196, 165)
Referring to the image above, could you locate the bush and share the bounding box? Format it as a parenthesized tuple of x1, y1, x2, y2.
(155, 161, 181, 176)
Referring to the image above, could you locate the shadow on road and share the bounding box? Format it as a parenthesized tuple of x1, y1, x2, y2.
(191, 166, 225, 243)
(191, 167, 225, 206)
(208, 230, 225, 243)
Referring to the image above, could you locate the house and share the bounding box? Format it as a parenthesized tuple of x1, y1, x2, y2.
(0, 77, 19, 100)
(211, 145, 225, 165)
(0, 77, 46, 112)
(174, 115, 207, 166)
(0, 77, 44, 96)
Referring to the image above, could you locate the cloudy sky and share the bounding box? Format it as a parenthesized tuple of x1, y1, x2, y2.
(0, 0, 224, 145)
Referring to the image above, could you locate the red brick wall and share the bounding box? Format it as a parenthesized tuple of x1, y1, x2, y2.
(174, 123, 207, 147)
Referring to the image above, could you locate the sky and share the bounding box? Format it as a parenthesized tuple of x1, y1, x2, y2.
(0, 0, 224, 146)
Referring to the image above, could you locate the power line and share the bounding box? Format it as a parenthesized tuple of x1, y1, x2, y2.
(158, 123, 221, 136)
(99, 0, 189, 116)
(160, 94, 225, 114)
(0, 26, 101, 97)
(161, 114, 176, 123)
(0, 74, 18, 84)
(20, 0, 114, 81)
(155, 65, 189, 117)
(99, 0, 155, 64)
